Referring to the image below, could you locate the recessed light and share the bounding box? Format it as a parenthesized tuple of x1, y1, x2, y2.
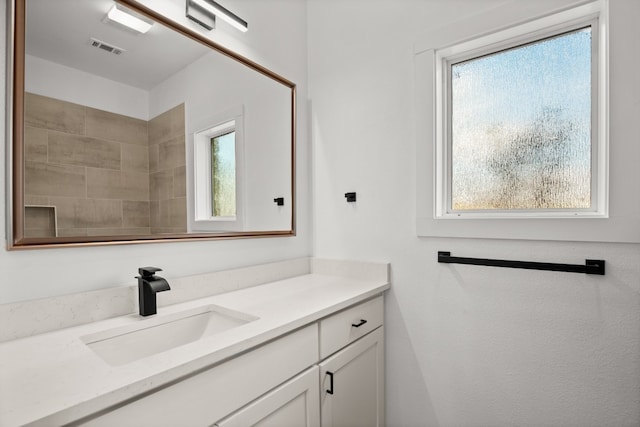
(105, 4, 153, 34)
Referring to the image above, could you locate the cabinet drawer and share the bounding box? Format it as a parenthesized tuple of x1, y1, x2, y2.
(319, 296, 383, 359)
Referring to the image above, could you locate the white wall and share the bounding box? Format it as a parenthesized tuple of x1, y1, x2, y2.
(24, 55, 149, 120)
(0, 0, 310, 304)
(150, 51, 291, 232)
(308, 0, 640, 426)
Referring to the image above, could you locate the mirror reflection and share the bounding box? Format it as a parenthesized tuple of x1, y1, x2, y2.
(14, 0, 295, 246)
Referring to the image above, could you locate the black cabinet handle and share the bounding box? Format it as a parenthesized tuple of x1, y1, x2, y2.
(326, 371, 334, 395)
(351, 319, 367, 328)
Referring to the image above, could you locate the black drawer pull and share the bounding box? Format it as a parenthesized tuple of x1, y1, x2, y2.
(326, 371, 334, 395)
(351, 319, 367, 328)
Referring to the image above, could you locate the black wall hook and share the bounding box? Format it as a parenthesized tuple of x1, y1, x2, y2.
(345, 192, 356, 202)
(273, 197, 284, 206)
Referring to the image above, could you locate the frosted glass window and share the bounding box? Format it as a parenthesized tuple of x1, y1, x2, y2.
(449, 27, 592, 211)
(211, 131, 236, 217)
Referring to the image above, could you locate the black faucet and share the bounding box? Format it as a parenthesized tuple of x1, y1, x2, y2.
(136, 267, 171, 316)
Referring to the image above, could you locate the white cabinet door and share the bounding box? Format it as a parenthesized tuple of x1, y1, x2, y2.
(76, 325, 318, 427)
(215, 366, 320, 427)
(319, 327, 384, 427)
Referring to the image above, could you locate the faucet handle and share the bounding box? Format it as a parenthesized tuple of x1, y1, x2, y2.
(138, 266, 163, 278)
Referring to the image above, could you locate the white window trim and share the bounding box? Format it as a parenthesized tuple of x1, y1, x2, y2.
(414, 0, 640, 243)
(436, 17, 604, 219)
(191, 106, 246, 232)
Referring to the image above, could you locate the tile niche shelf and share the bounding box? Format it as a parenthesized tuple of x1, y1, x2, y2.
(24, 205, 58, 238)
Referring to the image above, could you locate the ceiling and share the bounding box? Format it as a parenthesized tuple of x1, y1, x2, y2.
(25, 0, 210, 90)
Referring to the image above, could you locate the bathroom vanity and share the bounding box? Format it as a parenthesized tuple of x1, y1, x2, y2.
(0, 259, 389, 426)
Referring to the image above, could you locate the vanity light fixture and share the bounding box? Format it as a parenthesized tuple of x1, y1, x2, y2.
(186, 0, 248, 33)
(105, 4, 153, 34)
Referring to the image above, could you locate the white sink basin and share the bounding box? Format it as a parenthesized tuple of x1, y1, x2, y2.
(81, 305, 258, 366)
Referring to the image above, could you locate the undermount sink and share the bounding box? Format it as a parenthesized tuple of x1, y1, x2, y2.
(81, 305, 258, 366)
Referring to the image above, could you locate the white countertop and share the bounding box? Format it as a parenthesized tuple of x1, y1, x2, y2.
(0, 271, 389, 427)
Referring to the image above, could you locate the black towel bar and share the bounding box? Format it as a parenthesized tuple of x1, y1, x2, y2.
(437, 251, 605, 275)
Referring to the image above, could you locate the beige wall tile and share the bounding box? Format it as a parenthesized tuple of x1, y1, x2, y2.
(150, 227, 185, 234)
(148, 144, 159, 174)
(155, 198, 187, 230)
(168, 197, 187, 230)
(24, 127, 48, 162)
(85, 108, 148, 146)
(150, 170, 173, 201)
(25, 93, 85, 135)
(148, 103, 185, 145)
(48, 133, 121, 170)
(87, 169, 149, 201)
(122, 144, 149, 173)
(24, 195, 50, 205)
(173, 166, 186, 198)
(57, 228, 88, 237)
(123, 200, 150, 228)
(21, 97, 190, 239)
(154, 199, 171, 228)
(86, 227, 151, 236)
(149, 200, 160, 228)
(25, 161, 86, 197)
(50, 197, 122, 229)
(158, 136, 186, 171)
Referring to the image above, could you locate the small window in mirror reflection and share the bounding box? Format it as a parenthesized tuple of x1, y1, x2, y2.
(193, 110, 245, 232)
(211, 130, 237, 217)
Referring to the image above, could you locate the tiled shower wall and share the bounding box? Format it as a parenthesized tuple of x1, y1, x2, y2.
(23, 93, 186, 237)
(148, 104, 187, 234)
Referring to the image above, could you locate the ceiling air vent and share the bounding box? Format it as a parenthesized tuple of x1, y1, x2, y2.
(89, 38, 125, 55)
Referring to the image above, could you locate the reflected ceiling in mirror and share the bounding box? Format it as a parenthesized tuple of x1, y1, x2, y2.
(9, 0, 296, 249)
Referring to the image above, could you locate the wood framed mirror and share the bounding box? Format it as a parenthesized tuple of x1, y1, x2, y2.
(7, 0, 295, 249)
